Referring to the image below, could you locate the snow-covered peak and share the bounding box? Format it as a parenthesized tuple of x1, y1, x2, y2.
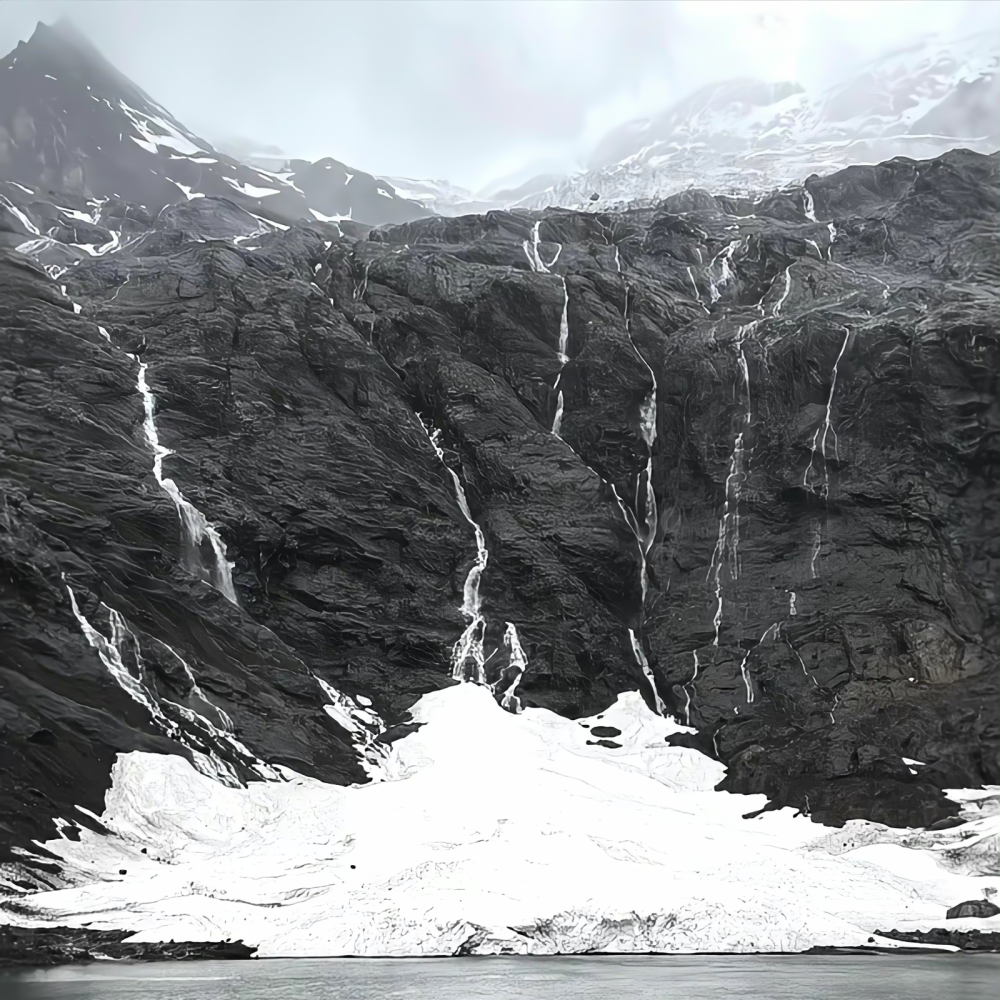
(519, 31, 999, 212)
(0, 19, 433, 228)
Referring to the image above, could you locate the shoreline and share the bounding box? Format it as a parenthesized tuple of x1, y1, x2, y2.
(2, 923, 997, 968)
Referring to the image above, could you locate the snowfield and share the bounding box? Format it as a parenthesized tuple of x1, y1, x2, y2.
(9, 684, 998, 956)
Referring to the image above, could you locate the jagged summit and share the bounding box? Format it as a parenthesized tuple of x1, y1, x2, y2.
(0, 19, 430, 227)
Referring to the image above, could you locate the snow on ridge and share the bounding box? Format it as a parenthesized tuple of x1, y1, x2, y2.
(13, 684, 997, 957)
(222, 176, 281, 199)
(118, 99, 206, 158)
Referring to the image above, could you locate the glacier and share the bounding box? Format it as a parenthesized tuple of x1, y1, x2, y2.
(12, 684, 997, 957)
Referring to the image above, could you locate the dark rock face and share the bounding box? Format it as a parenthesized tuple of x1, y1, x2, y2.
(0, 923, 256, 966)
(946, 900, 1000, 920)
(875, 927, 1000, 952)
(0, 20, 429, 228)
(0, 143, 996, 878)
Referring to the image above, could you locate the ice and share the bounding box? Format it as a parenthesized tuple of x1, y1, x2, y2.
(15, 684, 996, 956)
(377, 188, 392, 199)
(222, 177, 280, 199)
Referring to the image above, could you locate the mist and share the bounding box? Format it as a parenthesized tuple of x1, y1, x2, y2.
(1, 0, 996, 190)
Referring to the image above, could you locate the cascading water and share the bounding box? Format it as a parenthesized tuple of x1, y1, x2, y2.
(419, 417, 489, 684)
(629, 628, 665, 715)
(551, 278, 570, 435)
(137, 363, 238, 604)
(520, 220, 570, 435)
(801, 326, 852, 583)
(499, 622, 528, 712)
(418, 416, 530, 710)
(803, 187, 818, 222)
(708, 240, 740, 304)
(706, 321, 756, 646)
(64, 578, 276, 783)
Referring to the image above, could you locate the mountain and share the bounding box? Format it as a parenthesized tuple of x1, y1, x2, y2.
(520, 31, 1000, 210)
(0, 16, 997, 962)
(0, 132, 996, 955)
(0, 19, 430, 228)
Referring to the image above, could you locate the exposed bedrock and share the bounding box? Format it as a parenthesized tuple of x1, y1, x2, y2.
(0, 149, 997, 877)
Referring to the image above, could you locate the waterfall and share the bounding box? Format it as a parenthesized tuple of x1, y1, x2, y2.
(629, 629, 665, 715)
(419, 417, 489, 684)
(771, 267, 792, 318)
(64, 578, 276, 783)
(803, 327, 851, 500)
(137, 363, 238, 604)
(551, 278, 570, 434)
(706, 321, 756, 645)
(519, 218, 570, 435)
(499, 622, 528, 712)
(522, 220, 552, 274)
(418, 417, 530, 711)
(803, 187, 818, 222)
(707, 240, 740, 304)
(682, 651, 700, 727)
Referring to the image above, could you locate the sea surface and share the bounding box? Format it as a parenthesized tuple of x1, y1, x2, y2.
(1, 953, 997, 1000)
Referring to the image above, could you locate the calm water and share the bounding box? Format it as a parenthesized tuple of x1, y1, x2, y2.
(1, 954, 997, 1000)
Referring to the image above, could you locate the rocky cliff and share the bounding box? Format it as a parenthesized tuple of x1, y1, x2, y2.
(1, 139, 997, 888)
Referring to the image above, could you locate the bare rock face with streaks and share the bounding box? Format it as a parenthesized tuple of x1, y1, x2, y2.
(1, 144, 996, 879)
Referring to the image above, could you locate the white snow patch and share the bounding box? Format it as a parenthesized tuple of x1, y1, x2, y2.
(118, 100, 205, 157)
(222, 177, 280, 199)
(168, 179, 205, 201)
(16, 685, 997, 957)
(309, 207, 352, 224)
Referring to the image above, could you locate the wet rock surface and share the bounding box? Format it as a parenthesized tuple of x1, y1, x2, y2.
(0, 145, 997, 880)
(0, 923, 256, 966)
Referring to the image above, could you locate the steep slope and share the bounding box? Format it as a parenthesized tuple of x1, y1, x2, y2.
(1, 144, 996, 868)
(0, 19, 429, 228)
(522, 32, 999, 210)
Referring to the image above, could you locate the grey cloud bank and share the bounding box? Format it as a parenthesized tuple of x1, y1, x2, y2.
(1, 0, 996, 189)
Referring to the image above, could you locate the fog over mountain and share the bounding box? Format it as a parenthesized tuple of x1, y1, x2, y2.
(0, 0, 995, 190)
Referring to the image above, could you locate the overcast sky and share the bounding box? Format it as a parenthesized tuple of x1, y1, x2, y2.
(2, 0, 996, 190)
